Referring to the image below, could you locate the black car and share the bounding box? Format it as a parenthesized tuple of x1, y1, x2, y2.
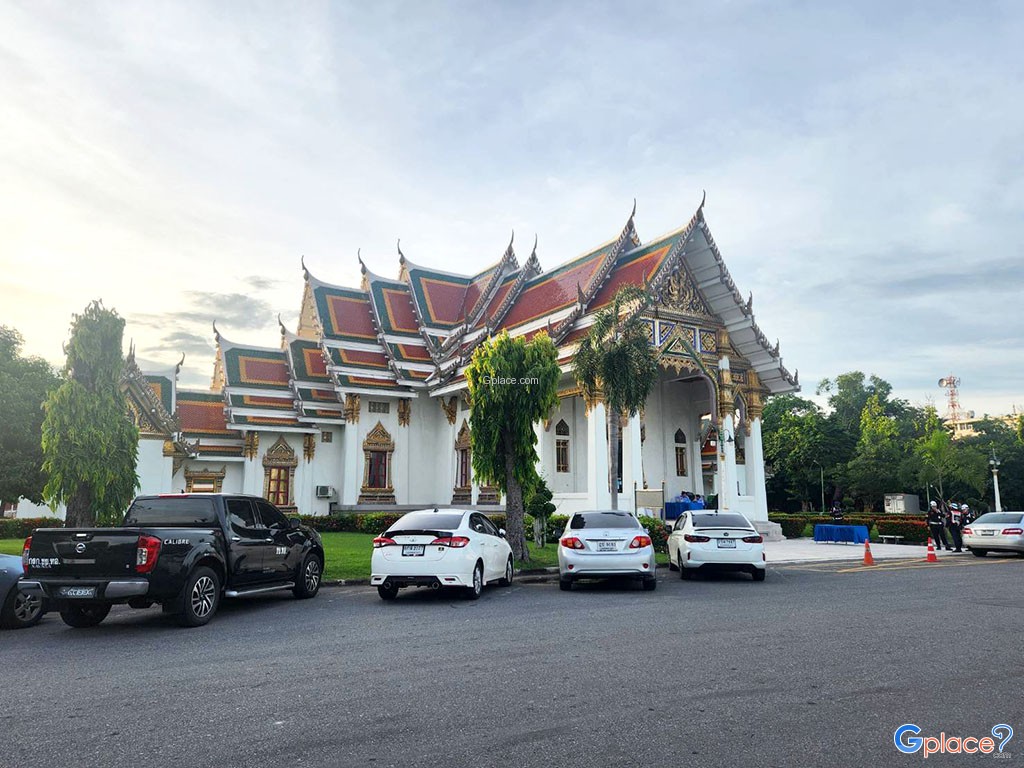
(21, 493, 324, 628)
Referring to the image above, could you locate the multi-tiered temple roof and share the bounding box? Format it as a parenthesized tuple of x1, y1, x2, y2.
(126, 200, 799, 451)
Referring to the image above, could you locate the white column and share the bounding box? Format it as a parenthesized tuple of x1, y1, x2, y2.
(621, 414, 643, 513)
(241, 431, 262, 496)
(586, 401, 612, 509)
(534, 420, 548, 479)
(341, 423, 360, 505)
(719, 412, 738, 512)
(748, 417, 768, 521)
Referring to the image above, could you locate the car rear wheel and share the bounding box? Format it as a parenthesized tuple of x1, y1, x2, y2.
(377, 583, 399, 601)
(177, 567, 221, 628)
(498, 557, 514, 587)
(971, 549, 987, 558)
(465, 562, 484, 600)
(752, 568, 766, 582)
(1, 586, 44, 629)
(59, 601, 111, 628)
(680, 566, 693, 580)
(293, 553, 322, 599)
(558, 577, 572, 591)
(642, 577, 657, 591)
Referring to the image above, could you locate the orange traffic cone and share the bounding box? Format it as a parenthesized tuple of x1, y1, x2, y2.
(863, 539, 875, 566)
(925, 538, 938, 563)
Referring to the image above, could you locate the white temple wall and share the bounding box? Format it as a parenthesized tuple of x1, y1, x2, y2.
(137, 438, 173, 495)
(307, 427, 343, 516)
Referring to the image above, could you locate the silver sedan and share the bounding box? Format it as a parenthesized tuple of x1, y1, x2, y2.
(963, 512, 1024, 557)
(557, 510, 657, 591)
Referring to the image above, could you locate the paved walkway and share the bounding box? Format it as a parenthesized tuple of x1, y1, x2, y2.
(765, 538, 960, 564)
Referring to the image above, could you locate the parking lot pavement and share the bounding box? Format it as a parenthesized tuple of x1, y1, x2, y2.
(5, 556, 1023, 768)
(765, 537, 937, 563)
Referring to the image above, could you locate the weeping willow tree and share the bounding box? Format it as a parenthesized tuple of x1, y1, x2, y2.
(42, 301, 139, 527)
(465, 331, 560, 561)
(573, 285, 659, 510)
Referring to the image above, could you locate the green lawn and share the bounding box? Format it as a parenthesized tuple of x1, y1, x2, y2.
(0, 535, 668, 580)
(0, 539, 22, 556)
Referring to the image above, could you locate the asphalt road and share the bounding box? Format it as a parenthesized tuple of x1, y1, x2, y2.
(4, 555, 1023, 768)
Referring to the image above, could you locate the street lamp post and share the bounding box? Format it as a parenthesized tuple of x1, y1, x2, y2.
(813, 460, 825, 514)
(989, 451, 1002, 513)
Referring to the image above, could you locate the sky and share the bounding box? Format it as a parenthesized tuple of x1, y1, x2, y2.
(1, 0, 1022, 417)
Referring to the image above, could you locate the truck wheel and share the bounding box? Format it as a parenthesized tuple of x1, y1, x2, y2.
(293, 553, 323, 599)
(1, 586, 44, 629)
(59, 602, 111, 628)
(177, 567, 221, 628)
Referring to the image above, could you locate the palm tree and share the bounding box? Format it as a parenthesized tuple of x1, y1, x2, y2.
(573, 285, 659, 510)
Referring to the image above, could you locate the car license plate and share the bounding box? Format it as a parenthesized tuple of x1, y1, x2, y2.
(597, 541, 617, 552)
(717, 539, 737, 548)
(402, 545, 425, 556)
(58, 586, 97, 599)
(981, 530, 995, 536)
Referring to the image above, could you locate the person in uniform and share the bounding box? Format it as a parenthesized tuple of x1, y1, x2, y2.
(927, 500, 950, 551)
(947, 502, 963, 553)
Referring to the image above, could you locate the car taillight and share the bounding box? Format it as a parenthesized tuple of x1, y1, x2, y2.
(22, 535, 32, 574)
(1001, 528, 1023, 535)
(962, 527, 973, 535)
(560, 536, 585, 550)
(742, 535, 764, 544)
(135, 535, 162, 574)
(430, 536, 471, 548)
(684, 534, 710, 543)
(629, 535, 652, 549)
(372, 537, 397, 548)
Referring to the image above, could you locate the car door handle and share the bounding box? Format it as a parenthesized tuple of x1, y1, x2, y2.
(264, 538, 273, 543)
(231, 536, 241, 542)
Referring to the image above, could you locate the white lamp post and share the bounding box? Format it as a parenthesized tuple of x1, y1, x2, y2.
(989, 451, 1002, 513)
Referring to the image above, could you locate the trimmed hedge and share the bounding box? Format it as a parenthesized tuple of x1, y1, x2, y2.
(0, 518, 64, 539)
(875, 519, 929, 544)
(768, 512, 928, 540)
(297, 511, 533, 536)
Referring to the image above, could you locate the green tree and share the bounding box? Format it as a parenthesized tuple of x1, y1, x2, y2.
(0, 327, 59, 506)
(762, 394, 835, 511)
(466, 330, 560, 561)
(573, 285, 658, 510)
(844, 394, 901, 511)
(42, 301, 139, 527)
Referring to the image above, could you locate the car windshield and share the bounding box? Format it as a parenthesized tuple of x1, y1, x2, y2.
(570, 512, 640, 530)
(692, 513, 752, 530)
(388, 511, 465, 532)
(124, 497, 218, 526)
(971, 513, 1024, 526)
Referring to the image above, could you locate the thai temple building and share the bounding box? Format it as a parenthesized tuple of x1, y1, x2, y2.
(19, 200, 800, 530)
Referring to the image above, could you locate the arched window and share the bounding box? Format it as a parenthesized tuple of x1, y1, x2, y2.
(453, 420, 472, 504)
(555, 419, 570, 473)
(674, 428, 687, 477)
(359, 421, 396, 504)
(263, 436, 298, 507)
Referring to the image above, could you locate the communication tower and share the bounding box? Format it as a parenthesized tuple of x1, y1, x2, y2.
(937, 375, 962, 421)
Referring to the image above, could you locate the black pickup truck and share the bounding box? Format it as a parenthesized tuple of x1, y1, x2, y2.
(21, 493, 324, 628)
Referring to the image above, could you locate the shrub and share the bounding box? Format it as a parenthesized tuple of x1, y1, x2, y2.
(876, 519, 929, 544)
(0, 517, 64, 539)
(637, 515, 669, 553)
(546, 514, 569, 542)
(776, 518, 807, 539)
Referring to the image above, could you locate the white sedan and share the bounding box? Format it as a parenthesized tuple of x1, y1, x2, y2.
(668, 511, 766, 581)
(370, 509, 514, 600)
(557, 510, 657, 591)
(963, 512, 1024, 557)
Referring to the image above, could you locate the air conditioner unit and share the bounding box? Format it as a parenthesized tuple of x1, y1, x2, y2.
(315, 485, 335, 499)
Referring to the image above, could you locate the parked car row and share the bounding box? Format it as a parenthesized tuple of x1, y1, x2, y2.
(370, 507, 767, 600)
(6, 500, 771, 630)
